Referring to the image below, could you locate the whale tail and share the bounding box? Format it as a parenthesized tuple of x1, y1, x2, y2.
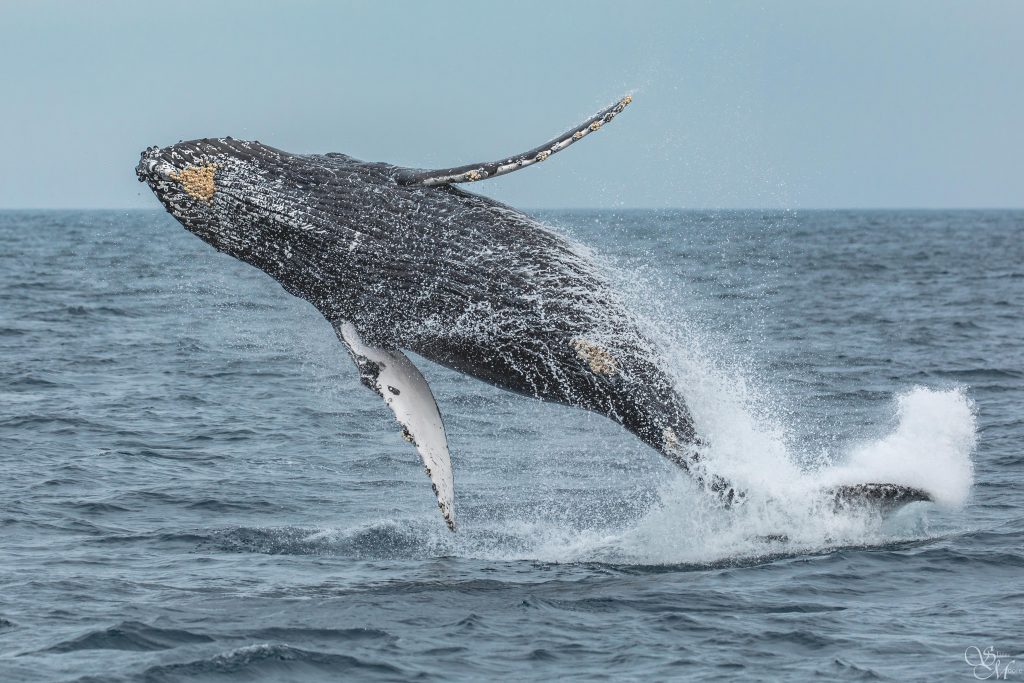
(629, 389, 934, 515)
(661, 437, 934, 514)
(825, 482, 933, 513)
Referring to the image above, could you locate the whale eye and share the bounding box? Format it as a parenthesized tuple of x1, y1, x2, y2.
(169, 163, 219, 203)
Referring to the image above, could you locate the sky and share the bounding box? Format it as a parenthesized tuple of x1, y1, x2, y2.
(0, 1, 1020, 209)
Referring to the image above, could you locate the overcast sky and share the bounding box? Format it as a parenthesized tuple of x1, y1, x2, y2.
(1, 1, 1020, 209)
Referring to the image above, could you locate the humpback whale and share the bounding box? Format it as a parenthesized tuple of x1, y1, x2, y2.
(136, 95, 931, 530)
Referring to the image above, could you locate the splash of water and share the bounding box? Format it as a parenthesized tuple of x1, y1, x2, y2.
(247, 378, 976, 567)
(522, 227, 982, 564)
(820, 387, 976, 507)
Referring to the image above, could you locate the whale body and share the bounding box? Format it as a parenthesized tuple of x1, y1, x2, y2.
(136, 96, 931, 529)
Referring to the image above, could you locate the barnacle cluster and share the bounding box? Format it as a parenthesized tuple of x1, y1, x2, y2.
(571, 338, 617, 375)
(170, 163, 219, 202)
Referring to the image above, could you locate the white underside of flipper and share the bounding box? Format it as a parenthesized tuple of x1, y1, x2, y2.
(333, 321, 455, 531)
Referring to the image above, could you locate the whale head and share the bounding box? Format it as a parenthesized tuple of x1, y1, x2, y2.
(136, 139, 242, 251)
(135, 138, 319, 260)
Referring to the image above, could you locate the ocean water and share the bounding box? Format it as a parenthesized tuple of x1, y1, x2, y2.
(0, 208, 1021, 681)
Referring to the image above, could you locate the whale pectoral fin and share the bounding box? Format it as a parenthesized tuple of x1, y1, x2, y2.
(333, 321, 456, 531)
(396, 94, 633, 187)
(826, 483, 933, 514)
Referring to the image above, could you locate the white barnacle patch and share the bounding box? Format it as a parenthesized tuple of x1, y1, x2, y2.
(662, 426, 681, 451)
(589, 120, 603, 132)
(572, 130, 585, 141)
(535, 150, 552, 162)
(571, 338, 617, 375)
(169, 163, 219, 203)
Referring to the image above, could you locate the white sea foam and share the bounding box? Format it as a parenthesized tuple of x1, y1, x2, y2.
(454, 380, 976, 566)
(312, 378, 979, 564)
(819, 387, 976, 506)
(581, 315, 979, 565)
(604, 387, 977, 565)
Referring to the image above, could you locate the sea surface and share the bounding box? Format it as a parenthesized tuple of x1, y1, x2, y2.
(0, 209, 1021, 681)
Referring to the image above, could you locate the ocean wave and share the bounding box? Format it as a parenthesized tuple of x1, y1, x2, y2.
(204, 522, 444, 559)
(245, 627, 392, 643)
(185, 498, 284, 513)
(140, 643, 405, 682)
(41, 621, 214, 653)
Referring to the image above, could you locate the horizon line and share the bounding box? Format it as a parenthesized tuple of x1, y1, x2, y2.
(1, 206, 1023, 212)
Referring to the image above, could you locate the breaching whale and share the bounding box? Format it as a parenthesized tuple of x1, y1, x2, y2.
(136, 95, 931, 530)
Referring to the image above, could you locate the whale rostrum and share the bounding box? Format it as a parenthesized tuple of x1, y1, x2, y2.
(136, 95, 933, 530)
